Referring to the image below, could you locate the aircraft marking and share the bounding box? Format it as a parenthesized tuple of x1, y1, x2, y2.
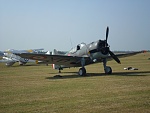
(31, 56, 47, 60)
(24, 58, 29, 62)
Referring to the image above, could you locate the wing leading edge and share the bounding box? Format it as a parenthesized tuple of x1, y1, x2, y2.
(16, 53, 91, 67)
(16, 51, 142, 67)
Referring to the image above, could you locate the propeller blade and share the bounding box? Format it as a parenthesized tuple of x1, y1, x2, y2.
(106, 26, 109, 45)
(109, 50, 121, 64)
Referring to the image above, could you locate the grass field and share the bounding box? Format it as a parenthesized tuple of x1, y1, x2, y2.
(0, 53, 150, 113)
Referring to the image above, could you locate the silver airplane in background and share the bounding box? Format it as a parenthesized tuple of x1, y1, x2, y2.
(16, 27, 143, 75)
(0, 48, 45, 66)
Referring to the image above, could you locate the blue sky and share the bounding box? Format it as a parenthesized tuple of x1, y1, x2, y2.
(0, 0, 150, 51)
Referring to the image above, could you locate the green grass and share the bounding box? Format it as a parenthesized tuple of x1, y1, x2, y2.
(0, 53, 150, 113)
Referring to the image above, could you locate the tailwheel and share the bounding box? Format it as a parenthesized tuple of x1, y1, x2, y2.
(78, 67, 86, 76)
(59, 68, 61, 73)
(104, 66, 112, 74)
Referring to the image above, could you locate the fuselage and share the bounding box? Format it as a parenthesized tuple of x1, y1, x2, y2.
(67, 40, 109, 60)
(52, 40, 109, 70)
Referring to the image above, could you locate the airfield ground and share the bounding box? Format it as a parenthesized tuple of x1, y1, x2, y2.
(0, 53, 150, 113)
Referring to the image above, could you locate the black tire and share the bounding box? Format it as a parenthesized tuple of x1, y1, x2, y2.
(78, 68, 86, 76)
(104, 66, 112, 74)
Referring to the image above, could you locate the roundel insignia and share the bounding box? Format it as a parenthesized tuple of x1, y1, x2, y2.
(31, 55, 47, 60)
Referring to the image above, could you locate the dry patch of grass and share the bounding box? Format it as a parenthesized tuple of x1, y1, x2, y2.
(0, 53, 150, 113)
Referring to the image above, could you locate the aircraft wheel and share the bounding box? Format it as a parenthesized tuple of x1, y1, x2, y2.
(104, 66, 112, 74)
(78, 68, 86, 76)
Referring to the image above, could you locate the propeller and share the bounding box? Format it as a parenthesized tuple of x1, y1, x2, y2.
(108, 50, 121, 64)
(104, 27, 121, 64)
(88, 26, 121, 64)
(105, 26, 109, 47)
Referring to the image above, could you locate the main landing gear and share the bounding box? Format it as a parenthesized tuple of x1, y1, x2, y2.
(78, 58, 112, 76)
(78, 67, 86, 76)
(104, 66, 112, 74)
(78, 58, 87, 76)
(103, 58, 112, 74)
(78, 66, 112, 76)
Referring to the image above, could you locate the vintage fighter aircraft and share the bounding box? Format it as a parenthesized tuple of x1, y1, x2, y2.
(16, 27, 142, 75)
(0, 48, 45, 66)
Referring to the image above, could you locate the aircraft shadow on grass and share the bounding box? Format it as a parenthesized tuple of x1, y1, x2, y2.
(46, 71, 150, 80)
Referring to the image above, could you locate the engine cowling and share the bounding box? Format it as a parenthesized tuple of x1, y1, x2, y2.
(97, 40, 109, 55)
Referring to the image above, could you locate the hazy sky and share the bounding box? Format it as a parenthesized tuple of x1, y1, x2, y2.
(0, 0, 150, 51)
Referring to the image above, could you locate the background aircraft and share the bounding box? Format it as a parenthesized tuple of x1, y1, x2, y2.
(0, 51, 4, 56)
(0, 48, 45, 66)
(16, 27, 142, 75)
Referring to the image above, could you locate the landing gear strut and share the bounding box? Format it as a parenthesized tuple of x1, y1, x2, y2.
(58, 67, 62, 73)
(78, 58, 86, 76)
(103, 58, 112, 74)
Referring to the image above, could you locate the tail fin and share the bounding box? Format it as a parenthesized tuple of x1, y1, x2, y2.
(46, 51, 51, 55)
(53, 49, 59, 55)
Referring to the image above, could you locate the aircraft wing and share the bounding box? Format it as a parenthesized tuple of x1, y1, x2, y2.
(109, 51, 142, 59)
(16, 53, 91, 67)
(0, 59, 7, 63)
(16, 51, 142, 67)
(0, 59, 16, 66)
(97, 51, 143, 64)
(86, 51, 143, 64)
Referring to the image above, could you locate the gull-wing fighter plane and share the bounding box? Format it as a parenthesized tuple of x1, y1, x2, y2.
(0, 48, 45, 66)
(16, 27, 142, 75)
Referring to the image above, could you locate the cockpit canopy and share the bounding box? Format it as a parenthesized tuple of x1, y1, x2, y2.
(69, 43, 86, 54)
